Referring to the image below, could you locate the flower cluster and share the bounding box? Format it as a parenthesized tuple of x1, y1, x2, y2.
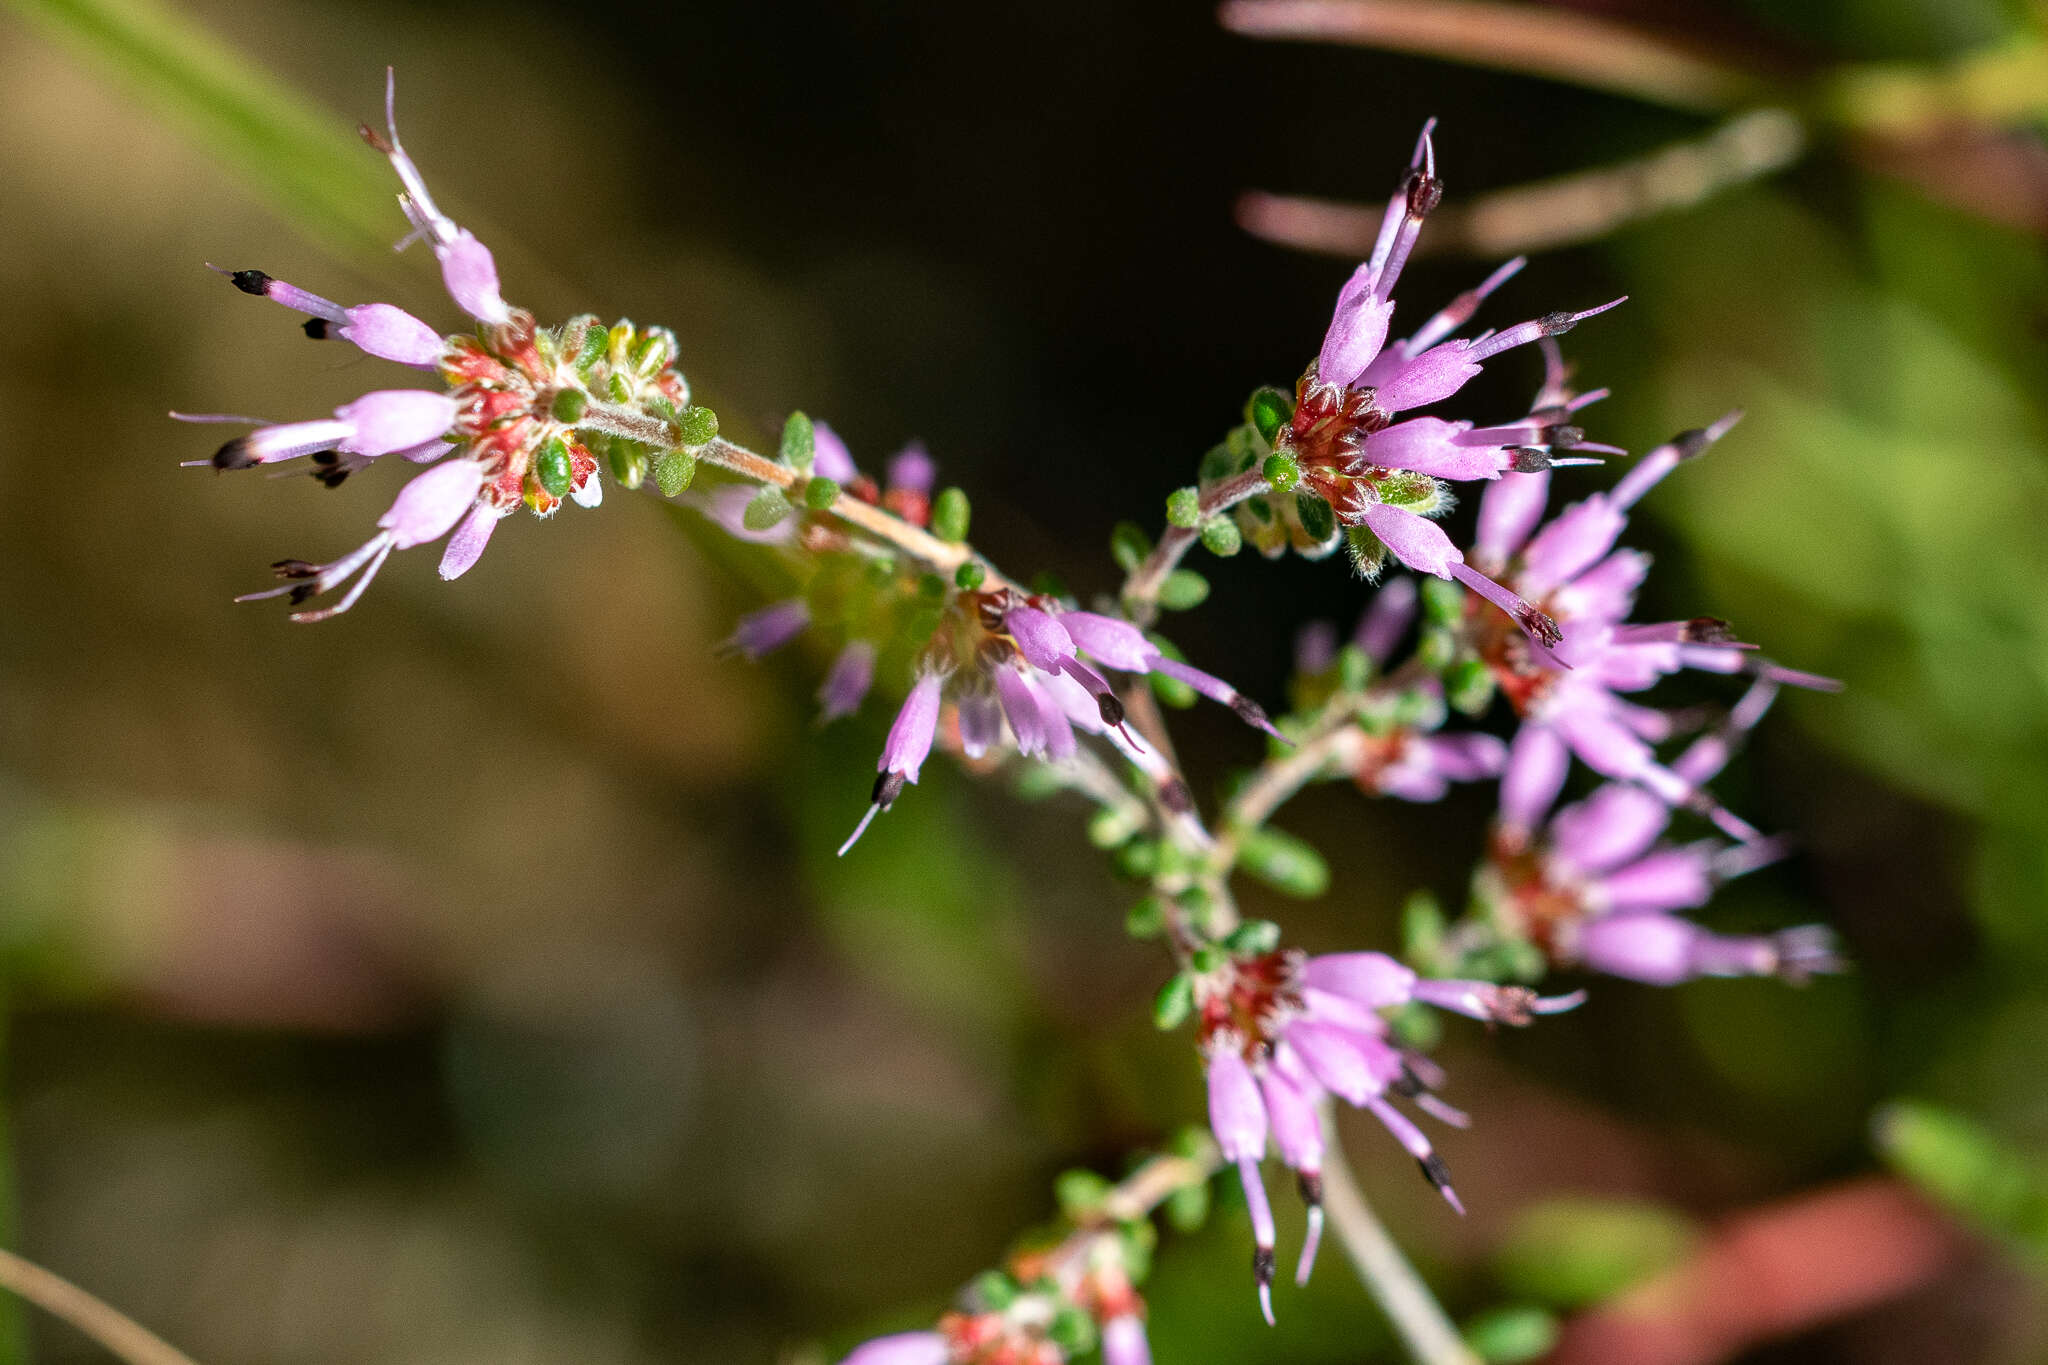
(178, 79, 1846, 1364)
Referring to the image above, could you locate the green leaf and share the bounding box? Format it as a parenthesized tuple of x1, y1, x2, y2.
(1235, 827, 1329, 898)
(1124, 897, 1167, 939)
(1245, 385, 1294, 445)
(779, 410, 815, 469)
(1055, 1168, 1114, 1219)
(1495, 1198, 1698, 1309)
(1166, 485, 1202, 529)
(1463, 1306, 1559, 1363)
(534, 437, 573, 498)
(676, 405, 720, 446)
(653, 449, 696, 497)
(1153, 973, 1194, 1030)
(931, 487, 971, 543)
(1157, 569, 1209, 611)
(742, 485, 793, 532)
(1874, 1100, 2048, 1254)
(1295, 491, 1336, 543)
(1110, 521, 1153, 572)
(1200, 516, 1242, 557)
(953, 561, 986, 591)
(804, 477, 841, 510)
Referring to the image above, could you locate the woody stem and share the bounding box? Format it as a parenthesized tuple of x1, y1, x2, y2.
(1121, 469, 1273, 627)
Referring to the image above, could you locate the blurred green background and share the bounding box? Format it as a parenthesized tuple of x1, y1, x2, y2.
(0, 0, 2045, 1361)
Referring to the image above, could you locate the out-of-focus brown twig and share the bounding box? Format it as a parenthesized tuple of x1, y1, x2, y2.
(1545, 1177, 1968, 1365)
(1237, 108, 1808, 257)
(0, 1248, 204, 1365)
(1218, 0, 1772, 113)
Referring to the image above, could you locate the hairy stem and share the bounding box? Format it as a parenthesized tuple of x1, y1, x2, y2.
(1122, 469, 1271, 626)
(1215, 719, 1364, 865)
(1320, 1122, 1479, 1365)
(0, 1250, 202, 1365)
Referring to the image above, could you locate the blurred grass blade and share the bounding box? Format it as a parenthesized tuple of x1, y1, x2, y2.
(1874, 1100, 2048, 1261)
(3, 0, 398, 263)
(1218, 0, 1774, 113)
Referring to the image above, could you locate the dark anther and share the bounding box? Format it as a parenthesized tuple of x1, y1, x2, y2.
(213, 438, 258, 471)
(316, 468, 350, 489)
(871, 770, 907, 812)
(1097, 693, 1127, 728)
(302, 318, 334, 340)
(1389, 1067, 1425, 1098)
(1683, 617, 1737, 644)
(270, 559, 321, 578)
(1490, 986, 1538, 1026)
(1507, 446, 1551, 473)
(1159, 777, 1194, 815)
(1518, 606, 1564, 649)
(1549, 424, 1585, 449)
(358, 123, 394, 155)
(287, 584, 318, 606)
(1251, 1245, 1276, 1287)
(1418, 1153, 1455, 1193)
(1231, 696, 1272, 730)
(1404, 172, 1443, 218)
(1673, 426, 1713, 459)
(1296, 1171, 1324, 1208)
(1537, 310, 1578, 337)
(228, 269, 273, 296)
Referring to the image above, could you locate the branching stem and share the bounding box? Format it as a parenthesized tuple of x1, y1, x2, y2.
(0, 1249, 203, 1365)
(1320, 1121, 1481, 1365)
(1122, 469, 1272, 626)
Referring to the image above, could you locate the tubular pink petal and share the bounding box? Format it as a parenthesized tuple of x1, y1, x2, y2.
(1353, 576, 1417, 663)
(888, 442, 936, 494)
(995, 667, 1049, 758)
(1473, 469, 1551, 569)
(1519, 496, 1627, 598)
(1500, 723, 1571, 835)
(437, 230, 512, 326)
(1549, 784, 1671, 874)
(1373, 341, 1481, 413)
(378, 459, 483, 548)
(1360, 501, 1459, 578)
(1102, 1315, 1152, 1365)
(1599, 848, 1715, 915)
(838, 1332, 950, 1365)
(1448, 561, 1563, 648)
(721, 599, 811, 661)
(818, 641, 878, 723)
(1205, 1048, 1269, 1162)
(1319, 265, 1395, 389)
(1060, 611, 1158, 671)
(338, 302, 445, 367)
(1364, 417, 1507, 480)
(1467, 298, 1626, 364)
(811, 421, 859, 483)
(1004, 605, 1075, 672)
(437, 502, 504, 580)
(1405, 255, 1527, 353)
(1303, 952, 1416, 1009)
(334, 390, 459, 457)
(879, 673, 944, 785)
(1364, 1097, 1465, 1215)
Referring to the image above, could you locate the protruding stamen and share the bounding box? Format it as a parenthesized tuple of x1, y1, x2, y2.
(1295, 1171, 1325, 1287)
(1467, 297, 1627, 363)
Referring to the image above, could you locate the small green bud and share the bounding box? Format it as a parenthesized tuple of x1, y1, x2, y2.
(971, 1271, 1018, 1311)
(931, 487, 971, 543)
(1463, 1306, 1559, 1364)
(575, 322, 608, 376)
(1153, 973, 1195, 1030)
(1191, 945, 1226, 975)
(1110, 521, 1153, 572)
(1446, 656, 1495, 715)
(606, 372, 631, 403)
(675, 405, 719, 446)
(1336, 643, 1372, 692)
(1089, 806, 1140, 849)
(1245, 385, 1294, 446)
(1124, 896, 1167, 939)
(1403, 890, 1447, 968)
(742, 485, 793, 532)
(1165, 1179, 1211, 1233)
(779, 410, 815, 469)
(1115, 838, 1160, 880)
(1224, 920, 1282, 956)
(1149, 670, 1197, 709)
(653, 449, 696, 497)
(1166, 485, 1203, 529)
(1157, 569, 1210, 611)
(1295, 491, 1336, 543)
(1416, 628, 1457, 673)
(804, 476, 841, 510)
(1056, 1168, 1114, 1219)
(954, 561, 986, 591)
(1236, 826, 1330, 898)
(1048, 1306, 1096, 1357)
(1262, 451, 1300, 493)
(549, 388, 588, 424)
(1200, 516, 1242, 557)
(534, 437, 574, 498)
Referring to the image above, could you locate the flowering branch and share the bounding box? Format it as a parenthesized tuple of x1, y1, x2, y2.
(176, 69, 1846, 1365)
